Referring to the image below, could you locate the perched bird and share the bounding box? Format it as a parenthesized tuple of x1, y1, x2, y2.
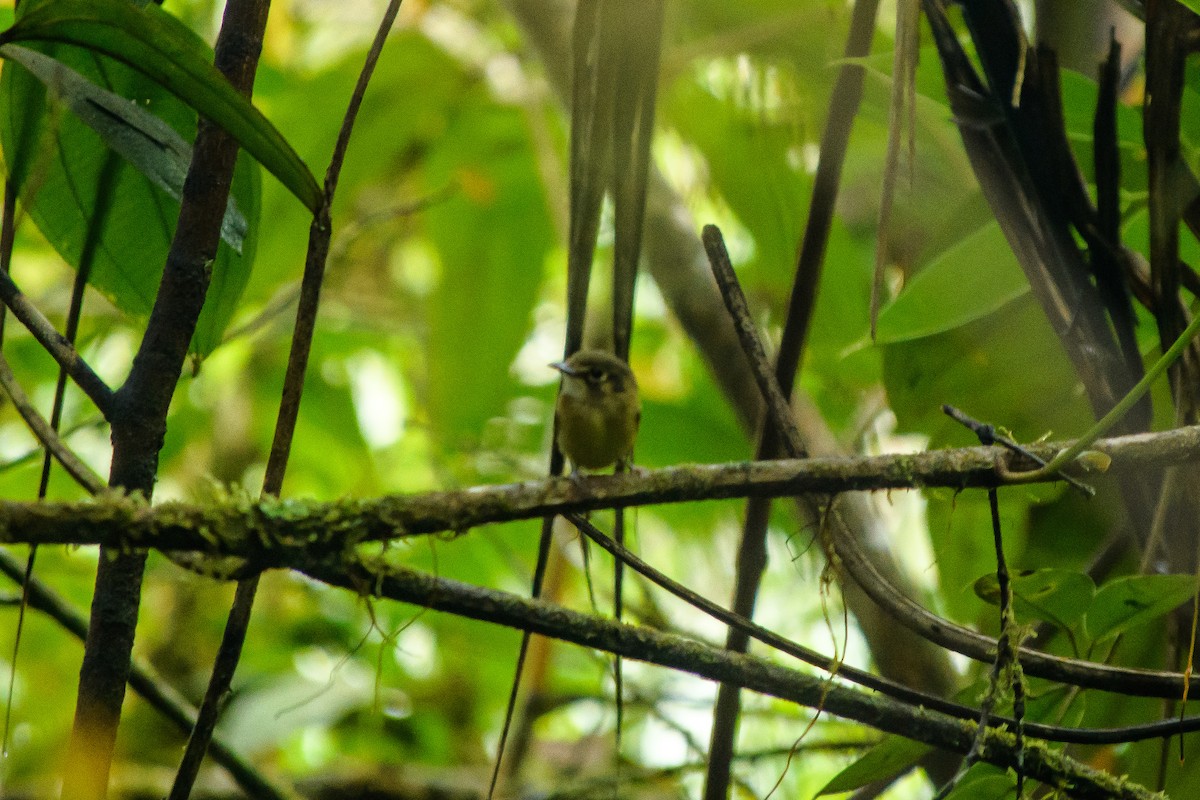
(551, 350, 641, 473)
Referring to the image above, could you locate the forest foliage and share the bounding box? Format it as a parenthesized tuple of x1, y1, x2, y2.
(1, 0, 1199, 798)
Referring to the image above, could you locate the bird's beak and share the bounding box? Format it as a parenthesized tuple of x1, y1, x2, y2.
(549, 360, 577, 376)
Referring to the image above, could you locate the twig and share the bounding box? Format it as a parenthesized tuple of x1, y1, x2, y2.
(939, 412, 1029, 798)
(942, 404, 1093, 495)
(0, 352, 104, 492)
(0, 269, 113, 417)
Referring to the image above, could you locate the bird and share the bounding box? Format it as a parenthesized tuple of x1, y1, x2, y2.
(550, 349, 641, 474)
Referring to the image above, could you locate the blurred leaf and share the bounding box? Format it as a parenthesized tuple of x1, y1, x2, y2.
(218, 660, 378, 754)
(942, 764, 1013, 800)
(423, 97, 553, 446)
(883, 295, 1093, 448)
(0, 0, 319, 211)
(248, 32, 469, 301)
(663, 76, 809, 285)
(1085, 574, 1198, 643)
(973, 568, 1095, 632)
(639, 391, 745, 468)
(816, 735, 930, 795)
(874, 221, 1028, 343)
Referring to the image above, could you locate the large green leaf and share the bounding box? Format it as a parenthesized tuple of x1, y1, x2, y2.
(0, 0, 319, 212)
(1, 44, 247, 250)
(973, 568, 1096, 633)
(1, 38, 259, 355)
(883, 294, 1093, 448)
(874, 221, 1029, 344)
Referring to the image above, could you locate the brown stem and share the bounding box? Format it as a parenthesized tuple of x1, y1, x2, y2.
(61, 2, 273, 797)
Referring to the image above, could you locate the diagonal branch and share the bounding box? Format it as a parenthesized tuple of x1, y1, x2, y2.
(287, 552, 1162, 800)
(0, 270, 114, 417)
(0, 352, 105, 493)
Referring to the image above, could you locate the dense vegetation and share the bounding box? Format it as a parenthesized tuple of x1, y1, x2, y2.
(1, 1, 1198, 798)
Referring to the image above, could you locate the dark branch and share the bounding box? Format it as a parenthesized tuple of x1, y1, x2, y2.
(287, 552, 1161, 800)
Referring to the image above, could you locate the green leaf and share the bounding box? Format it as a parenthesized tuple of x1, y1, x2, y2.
(0, 44, 246, 250)
(1, 37, 259, 355)
(1085, 574, 1198, 643)
(874, 221, 1028, 344)
(0, 0, 320, 212)
(816, 735, 931, 795)
(942, 764, 1014, 800)
(973, 568, 1096, 632)
(883, 294, 1094, 449)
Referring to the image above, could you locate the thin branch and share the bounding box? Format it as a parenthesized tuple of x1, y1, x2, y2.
(702, 225, 806, 460)
(0, 270, 114, 417)
(0, 352, 105, 492)
(702, 0, 881, 789)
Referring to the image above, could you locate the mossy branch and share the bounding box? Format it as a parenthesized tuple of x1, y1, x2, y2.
(3, 425, 1200, 554)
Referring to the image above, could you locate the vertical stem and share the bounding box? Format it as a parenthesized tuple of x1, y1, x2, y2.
(60, 3, 272, 798)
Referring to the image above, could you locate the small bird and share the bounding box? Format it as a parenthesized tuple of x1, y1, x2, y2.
(550, 350, 641, 473)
